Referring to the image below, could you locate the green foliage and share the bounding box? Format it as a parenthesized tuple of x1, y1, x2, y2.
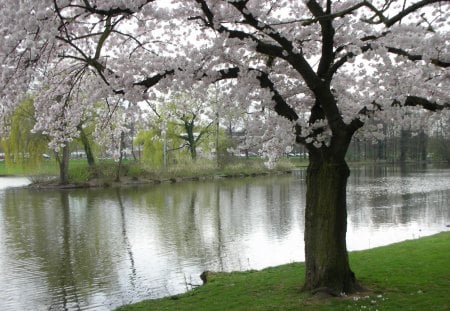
(67, 160, 92, 183)
(66, 159, 139, 183)
(115, 232, 450, 311)
(2, 97, 49, 171)
(135, 129, 164, 168)
(126, 162, 146, 178)
(215, 131, 236, 166)
(0, 158, 58, 176)
(151, 92, 221, 161)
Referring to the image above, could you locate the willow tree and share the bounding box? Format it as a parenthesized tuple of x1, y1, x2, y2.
(2, 98, 48, 170)
(1, 0, 449, 296)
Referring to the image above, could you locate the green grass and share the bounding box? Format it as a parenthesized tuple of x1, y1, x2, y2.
(158, 158, 297, 180)
(115, 232, 450, 311)
(0, 160, 58, 176)
(0, 157, 307, 185)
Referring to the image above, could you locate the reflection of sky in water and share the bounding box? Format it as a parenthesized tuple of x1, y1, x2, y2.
(346, 167, 450, 251)
(0, 177, 30, 190)
(0, 166, 449, 310)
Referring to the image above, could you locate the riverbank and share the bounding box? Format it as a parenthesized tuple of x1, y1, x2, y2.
(3, 159, 448, 190)
(115, 232, 450, 311)
(4, 158, 306, 189)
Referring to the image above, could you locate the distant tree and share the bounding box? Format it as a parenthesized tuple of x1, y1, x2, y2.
(135, 129, 164, 168)
(430, 116, 450, 164)
(2, 98, 48, 170)
(147, 92, 217, 161)
(93, 98, 141, 181)
(169, 95, 216, 161)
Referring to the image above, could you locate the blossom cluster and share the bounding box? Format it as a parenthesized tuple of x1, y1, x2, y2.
(0, 0, 448, 164)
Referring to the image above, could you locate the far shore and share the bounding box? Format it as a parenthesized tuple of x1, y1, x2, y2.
(2, 160, 448, 191)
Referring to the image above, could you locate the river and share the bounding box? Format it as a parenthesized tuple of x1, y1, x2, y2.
(0, 165, 449, 310)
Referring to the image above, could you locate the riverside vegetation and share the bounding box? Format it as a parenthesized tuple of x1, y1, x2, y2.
(115, 232, 450, 311)
(0, 157, 306, 187)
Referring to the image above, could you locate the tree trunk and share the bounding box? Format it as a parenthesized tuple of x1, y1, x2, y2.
(417, 130, 427, 162)
(115, 131, 125, 182)
(186, 124, 197, 161)
(59, 144, 70, 185)
(189, 143, 197, 160)
(78, 127, 95, 167)
(303, 156, 358, 295)
(399, 129, 410, 163)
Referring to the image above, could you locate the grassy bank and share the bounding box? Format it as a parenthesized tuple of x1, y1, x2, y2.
(116, 232, 450, 311)
(0, 160, 58, 176)
(1, 157, 308, 186)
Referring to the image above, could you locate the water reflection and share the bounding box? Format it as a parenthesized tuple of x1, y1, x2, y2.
(0, 176, 30, 189)
(0, 166, 449, 310)
(347, 165, 450, 249)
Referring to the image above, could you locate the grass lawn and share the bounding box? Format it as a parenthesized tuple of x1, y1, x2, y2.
(0, 159, 88, 177)
(0, 159, 58, 176)
(115, 232, 450, 311)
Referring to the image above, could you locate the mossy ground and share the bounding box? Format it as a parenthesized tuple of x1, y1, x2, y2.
(116, 232, 450, 311)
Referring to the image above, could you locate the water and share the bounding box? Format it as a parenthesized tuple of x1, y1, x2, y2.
(0, 165, 449, 310)
(0, 176, 31, 190)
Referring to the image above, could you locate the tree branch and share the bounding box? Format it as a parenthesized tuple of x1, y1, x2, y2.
(329, 40, 449, 79)
(254, 70, 299, 122)
(349, 95, 450, 132)
(386, 46, 450, 68)
(301, 1, 368, 26)
(383, 0, 446, 27)
(134, 70, 175, 89)
(306, 0, 335, 78)
(210, 66, 299, 122)
(227, 1, 294, 53)
(402, 96, 450, 111)
(94, 16, 113, 60)
(69, 0, 155, 17)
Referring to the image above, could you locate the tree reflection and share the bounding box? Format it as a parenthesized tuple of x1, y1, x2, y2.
(1, 188, 124, 310)
(116, 188, 137, 288)
(54, 190, 80, 310)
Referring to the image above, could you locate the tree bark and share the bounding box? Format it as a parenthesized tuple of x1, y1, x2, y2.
(59, 144, 70, 185)
(115, 131, 125, 182)
(417, 130, 427, 162)
(78, 126, 95, 167)
(399, 129, 410, 163)
(303, 155, 359, 295)
(189, 143, 197, 160)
